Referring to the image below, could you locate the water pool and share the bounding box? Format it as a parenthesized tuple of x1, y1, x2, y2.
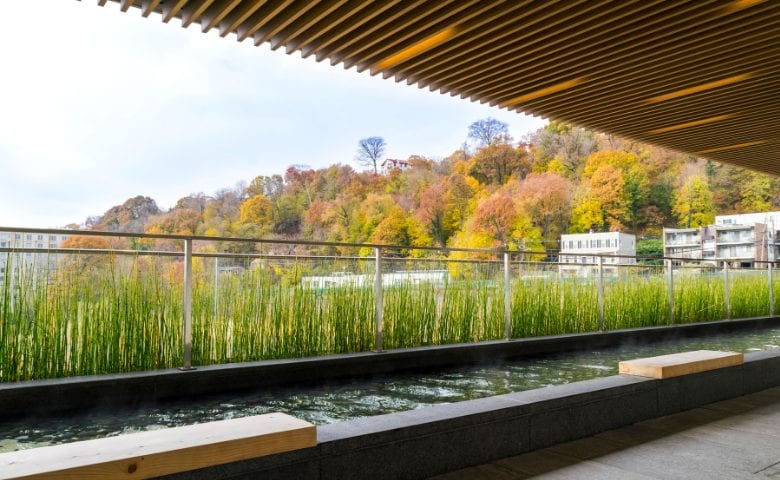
(2, 325, 779, 452)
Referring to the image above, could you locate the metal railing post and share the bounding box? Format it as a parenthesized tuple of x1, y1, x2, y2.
(374, 247, 383, 352)
(597, 255, 605, 332)
(181, 238, 194, 370)
(724, 262, 731, 320)
(503, 249, 511, 340)
(666, 259, 675, 325)
(770, 261, 775, 317)
(213, 257, 219, 319)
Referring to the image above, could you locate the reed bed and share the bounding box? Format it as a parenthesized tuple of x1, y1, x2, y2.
(0, 253, 775, 382)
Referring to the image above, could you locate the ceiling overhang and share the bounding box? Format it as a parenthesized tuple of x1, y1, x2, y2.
(99, 0, 779, 175)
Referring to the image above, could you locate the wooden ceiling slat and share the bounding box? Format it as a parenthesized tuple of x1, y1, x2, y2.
(299, 1, 404, 59)
(235, 0, 295, 42)
(484, 9, 776, 115)
(215, 0, 265, 36)
(252, 0, 320, 46)
(506, 25, 780, 131)
(181, 0, 215, 28)
(282, 1, 375, 54)
(418, 0, 682, 94)
(447, 1, 721, 100)
(519, 38, 779, 119)
(161, 0, 187, 23)
(404, 0, 647, 88)
(482, 6, 778, 107)
(141, 0, 161, 18)
(615, 93, 774, 131)
(515, 46, 778, 131)
(344, 0, 485, 72)
(382, 1, 538, 81)
(95, 0, 780, 175)
(314, 1, 431, 64)
(197, 0, 241, 33)
(267, 0, 349, 51)
(566, 74, 780, 134)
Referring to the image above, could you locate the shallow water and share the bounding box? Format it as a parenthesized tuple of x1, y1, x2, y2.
(2, 326, 779, 452)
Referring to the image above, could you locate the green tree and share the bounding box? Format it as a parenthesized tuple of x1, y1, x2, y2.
(636, 238, 664, 265)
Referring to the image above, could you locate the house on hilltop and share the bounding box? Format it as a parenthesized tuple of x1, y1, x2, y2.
(381, 158, 410, 174)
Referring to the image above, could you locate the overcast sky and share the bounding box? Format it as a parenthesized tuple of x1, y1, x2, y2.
(0, 1, 545, 228)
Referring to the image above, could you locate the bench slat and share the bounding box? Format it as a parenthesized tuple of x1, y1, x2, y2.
(0, 413, 316, 480)
(619, 350, 743, 379)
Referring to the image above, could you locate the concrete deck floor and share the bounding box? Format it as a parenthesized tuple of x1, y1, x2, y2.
(431, 386, 780, 480)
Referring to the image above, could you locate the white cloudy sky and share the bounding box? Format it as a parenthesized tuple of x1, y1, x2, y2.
(0, 1, 545, 228)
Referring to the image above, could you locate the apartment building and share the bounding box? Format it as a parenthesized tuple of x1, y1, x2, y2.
(663, 211, 780, 268)
(0, 231, 70, 284)
(559, 231, 636, 277)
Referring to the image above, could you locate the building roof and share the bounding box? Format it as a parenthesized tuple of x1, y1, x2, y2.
(381, 158, 409, 166)
(99, 1, 779, 176)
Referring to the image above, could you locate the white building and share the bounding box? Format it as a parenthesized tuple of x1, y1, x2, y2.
(663, 211, 779, 267)
(0, 231, 70, 284)
(716, 211, 780, 227)
(559, 232, 636, 277)
(381, 158, 410, 174)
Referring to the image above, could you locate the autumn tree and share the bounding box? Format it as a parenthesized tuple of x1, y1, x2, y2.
(87, 196, 161, 233)
(174, 193, 208, 213)
(516, 172, 572, 245)
(673, 176, 715, 227)
(246, 175, 284, 201)
(581, 150, 649, 232)
(60, 235, 113, 271)
(532, 121, 597, 175)
(468, 139, 531, 184)
(417, 183, 450, 247)
(371, 207, 432, 256)
(468, 117, 509, 146)
(356, 136, 386, 174)
(359, 193, 398, 239)
(570, 163, 627, 232)
(239, 195, 274, 226)
(147, 209, 201, 235)
(736, 171, 773, 212)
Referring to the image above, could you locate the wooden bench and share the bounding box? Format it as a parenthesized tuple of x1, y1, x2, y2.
(0, 413, 315, 480)
(619, 350, 744, 379)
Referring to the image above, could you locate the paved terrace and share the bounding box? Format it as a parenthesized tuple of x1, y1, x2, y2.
(433, 386, 780, 480)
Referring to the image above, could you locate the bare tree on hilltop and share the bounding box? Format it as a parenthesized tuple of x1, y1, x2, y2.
(356, 136, 386, 174)
(468, 118, 510, 147)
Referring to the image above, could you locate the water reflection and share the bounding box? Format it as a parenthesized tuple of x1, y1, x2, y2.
(2, 327, 779, 452)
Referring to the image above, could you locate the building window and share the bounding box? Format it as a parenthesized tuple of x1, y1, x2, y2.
(25, 234, 32, 240)
(50, 235, 56, 241)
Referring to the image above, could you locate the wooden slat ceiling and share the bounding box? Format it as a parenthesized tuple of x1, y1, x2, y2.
(102, 0, 779, 175)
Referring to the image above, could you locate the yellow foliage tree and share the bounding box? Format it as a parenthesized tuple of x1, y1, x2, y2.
(583, 150, 640, 178)
(239, 195, 274, 226)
